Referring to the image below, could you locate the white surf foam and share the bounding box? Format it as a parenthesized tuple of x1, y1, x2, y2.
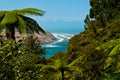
(43, 44, 60, 47)
(43, 33, 74, 48)
(53, 33, 74, 40)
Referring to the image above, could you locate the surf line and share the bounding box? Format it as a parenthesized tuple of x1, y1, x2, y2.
(42, 33, 74, 48)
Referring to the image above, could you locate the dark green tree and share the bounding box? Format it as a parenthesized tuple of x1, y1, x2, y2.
(63, 0, 120, 79)
(89, 0, 120, 26)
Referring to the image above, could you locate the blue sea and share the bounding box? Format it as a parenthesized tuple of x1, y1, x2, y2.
(40, 21, 84, 58)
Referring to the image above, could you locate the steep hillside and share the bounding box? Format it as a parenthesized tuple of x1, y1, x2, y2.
(0, 30, 56, 44)
(49, 0, 120, 79)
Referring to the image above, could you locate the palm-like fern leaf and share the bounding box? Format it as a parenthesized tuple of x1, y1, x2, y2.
(1, 12, 18, 25)
(96, 39, 120, 52)
(0, 12, 6, 21)
(96, 38, 120, 71)
(15, 8, 45, 16)
(17, 15, 27, 34)
(109, 44, 120, 56)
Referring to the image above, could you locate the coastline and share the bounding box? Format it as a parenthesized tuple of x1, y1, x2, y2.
(0, 30, 56, 44)
(43, 33, 74, 58)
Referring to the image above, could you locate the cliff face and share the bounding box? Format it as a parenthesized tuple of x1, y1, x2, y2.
(15, 31, 56, 44)
(33, 32, 56, 44)
(1, 30, 56, 44)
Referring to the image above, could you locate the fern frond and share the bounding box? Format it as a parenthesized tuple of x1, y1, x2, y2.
(0, 12, 5, 21)
(109, 44, 120, 56)
(1, 12, 17, 24)
(17, 15, 27, 34)
(15, 8, 45, 16)
(96, 39, 120, 51)
(41, 65, 56, 72)
(54, 60, 67, 69)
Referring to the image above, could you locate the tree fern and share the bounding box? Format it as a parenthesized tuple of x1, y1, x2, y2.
(0, 8, 45, 40)
(96, 38, 120, 79)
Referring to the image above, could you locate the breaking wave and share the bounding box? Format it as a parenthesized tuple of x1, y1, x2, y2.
(43, 33, 74, 48)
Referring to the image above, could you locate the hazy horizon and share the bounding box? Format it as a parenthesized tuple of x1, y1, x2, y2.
(0, 0, 90, 33)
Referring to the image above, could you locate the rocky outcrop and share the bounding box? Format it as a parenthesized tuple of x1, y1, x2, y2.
(0, 30, 56, 44)
(33, 32, 56, 44)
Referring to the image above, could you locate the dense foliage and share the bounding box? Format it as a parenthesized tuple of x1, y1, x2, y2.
(0, 37, 47, 80)
(0, 0, 120, 80)
(50, 0, 120, 79)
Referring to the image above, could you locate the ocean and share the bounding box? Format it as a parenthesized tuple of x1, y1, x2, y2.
(42, 33, 74, 58)
(40, 21, 84, 58)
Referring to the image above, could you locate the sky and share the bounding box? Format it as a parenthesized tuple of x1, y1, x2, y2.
(0, 0, 90, 33)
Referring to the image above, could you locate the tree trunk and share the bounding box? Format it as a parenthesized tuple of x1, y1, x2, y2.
(61, 69, 65, 80)
(6, 24, 15, 40)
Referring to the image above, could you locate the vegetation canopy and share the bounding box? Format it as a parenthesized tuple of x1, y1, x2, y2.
(0, 0, 120, 79)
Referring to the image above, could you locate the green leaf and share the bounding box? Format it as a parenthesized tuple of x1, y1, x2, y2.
(1, 12, 17, 24)
(54, 60, 67, 69)
(16, 8, 46, 16)
(104, 57, 114, 69)
(96, 39, 120, 51)
(17, 15, 27, 34)
(109, 44, 120, 56)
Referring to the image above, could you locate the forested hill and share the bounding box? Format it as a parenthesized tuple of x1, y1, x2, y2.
(66, 0, 120, 62)
(50, 0, 120, 79)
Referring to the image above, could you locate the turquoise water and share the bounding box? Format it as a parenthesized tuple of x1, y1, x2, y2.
(43, 33, 74, 58)
(40, 21, 84, 58)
